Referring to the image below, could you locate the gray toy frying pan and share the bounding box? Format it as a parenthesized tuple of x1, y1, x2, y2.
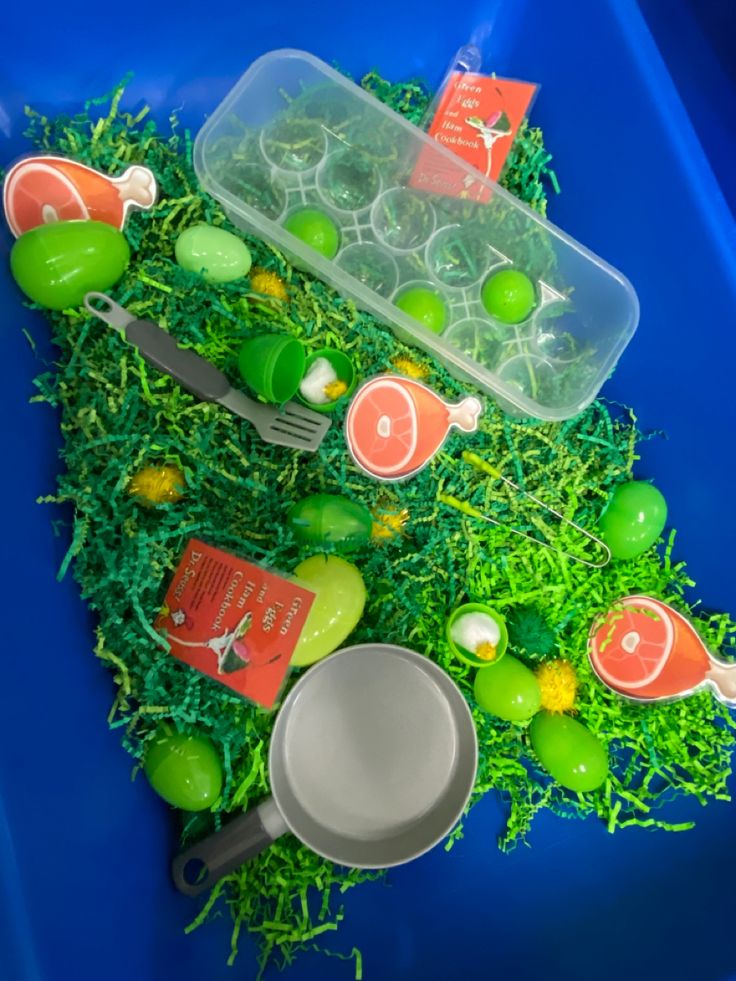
(173, 643, 477, 895)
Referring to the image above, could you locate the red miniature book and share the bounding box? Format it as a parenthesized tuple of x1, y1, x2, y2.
(155, 539, 315, 709)
(411, 73, 537, 202)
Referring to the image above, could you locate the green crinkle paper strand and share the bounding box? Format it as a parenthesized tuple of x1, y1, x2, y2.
(16, 72, 736, 976)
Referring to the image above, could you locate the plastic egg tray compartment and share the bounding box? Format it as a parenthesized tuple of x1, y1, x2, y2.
(196, 50, 639, 420)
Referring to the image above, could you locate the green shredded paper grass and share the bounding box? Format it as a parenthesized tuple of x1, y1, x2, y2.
(15, 72, 736, 976)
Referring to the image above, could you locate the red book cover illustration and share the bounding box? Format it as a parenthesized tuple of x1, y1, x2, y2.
(411, 73, 538, 202)
(155, 539, 316, 709)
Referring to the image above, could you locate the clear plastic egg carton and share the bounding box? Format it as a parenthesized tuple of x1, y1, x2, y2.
(195, 49, 639, 420)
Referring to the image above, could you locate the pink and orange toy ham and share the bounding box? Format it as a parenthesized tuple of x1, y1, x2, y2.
(345, 374, 482, 481)
(588, 594, 736, 706)
(3, 156, 157, 236)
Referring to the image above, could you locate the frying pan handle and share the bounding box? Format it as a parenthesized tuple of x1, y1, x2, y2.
(171, 797, 288, 897)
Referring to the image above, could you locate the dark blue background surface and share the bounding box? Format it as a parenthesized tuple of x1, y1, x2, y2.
(1, 1, 735, 979)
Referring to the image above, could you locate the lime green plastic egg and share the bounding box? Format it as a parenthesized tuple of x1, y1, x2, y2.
(529, 711, 608, 792)
(175, 224, 252, 282)
(597, 480, 668, 560)
(288, 494, 373, 552)
(291, 554, 366, 667)
(10, 220, 130, 310)
(144, 726, 223, 811)
(284, 208, 340, 259)
(473, 655, 541, 722)
(481, 268, 536, 324)
(395, 286, 448, 334)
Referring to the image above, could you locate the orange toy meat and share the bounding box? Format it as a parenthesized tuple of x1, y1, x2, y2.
(3, 155, 157, 236)
(588, 594, 735, 704)
(345, 375, 481, 481)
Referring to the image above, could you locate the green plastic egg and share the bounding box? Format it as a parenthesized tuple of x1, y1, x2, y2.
(529, 711, 608, 792)
(291, 554, 366, 667)
(175, 224, 252, 282)
(597, 480, 668, 560)
(10, 220, 130, 310)
(474, 655, 541, 722)
(144, 727, 223, 811)
(481, 268, 536, 324)
(288, 494, 373, 552)
(395, 286, 448, 334)
(284, 208, 340, 259)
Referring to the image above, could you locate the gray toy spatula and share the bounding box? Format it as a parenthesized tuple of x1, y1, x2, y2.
(84, 293, 331, 452)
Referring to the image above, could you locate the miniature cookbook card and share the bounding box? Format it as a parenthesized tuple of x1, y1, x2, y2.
(155, 539, 315, 708)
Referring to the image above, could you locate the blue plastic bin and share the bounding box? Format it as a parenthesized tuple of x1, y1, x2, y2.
(1, 2, 735, 979)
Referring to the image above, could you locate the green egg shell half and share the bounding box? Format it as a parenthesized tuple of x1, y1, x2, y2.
(529, 711, 609, 792)
(144, 727, 223, 811)
(473, 654, 541, 722)
(10, 219, 130, 310)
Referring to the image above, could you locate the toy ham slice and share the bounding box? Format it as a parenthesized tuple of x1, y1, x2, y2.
(588, 594, 736, 706)
(3, 155, 157, 237)
(345, 374, 481, 480)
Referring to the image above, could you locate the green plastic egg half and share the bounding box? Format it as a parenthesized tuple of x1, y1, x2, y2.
(10, 220, 130, 310)
(288, 494, 373, 552)
(529, 711, 608, 792)
(144, 726, 223, 811)
(291, 554, 366, 667)
(474, 655, 541, 722)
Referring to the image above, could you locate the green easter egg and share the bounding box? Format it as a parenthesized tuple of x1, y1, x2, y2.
(10, 220, 130, 310)
(284, 208, 340, 259)
(597, 480, 668, 560)
(395, 286, 448, 334)
(481, 268, 536, 324)
(291, 554, 366, 667)
(474, 655, 541, 722)
(529, 711, 608, 792)
(144, 727, 223, 811)
(288, 494, 373, 552)
(175, 224, 252, 282)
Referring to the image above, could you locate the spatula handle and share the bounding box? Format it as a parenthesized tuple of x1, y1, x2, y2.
(125, 319, 231, 403)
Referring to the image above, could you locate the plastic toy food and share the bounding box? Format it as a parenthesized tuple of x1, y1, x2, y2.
(288, 494, 373, 552)
(175, 224, 252, 282)
(284, 207, 340, 258)
(395, 286, 448, 333)
(11, 220, 130, 309)
(3, 155, 156, 236)
(290, 554, 366, 666)
(474, 655, 541, 722)
(529, 711, 608, 792)
(597, 481, 667, 560)
(346, 375, 482, 481)
(480, 268, 536, 324)
(588, 594, 736, 705)
(143, 726, 223, 811)
(446, 603, 508, 666)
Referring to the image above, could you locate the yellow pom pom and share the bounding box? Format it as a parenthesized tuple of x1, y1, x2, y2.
(475, 640, 498, 662)
(249, 268, 288, 301)
(323, 379, 348, 400)
(371, 508, 409, 540)
(391, 356, 428, 380)
(128, 465, 185, 505)
(536, 659, 578, 713)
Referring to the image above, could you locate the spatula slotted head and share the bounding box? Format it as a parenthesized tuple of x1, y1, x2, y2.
(252, 400, 332, 451)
